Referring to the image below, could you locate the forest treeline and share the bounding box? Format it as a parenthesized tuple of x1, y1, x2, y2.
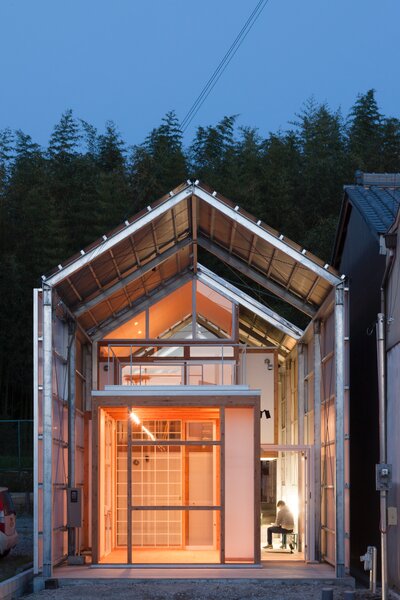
(1, 89, 400, 418)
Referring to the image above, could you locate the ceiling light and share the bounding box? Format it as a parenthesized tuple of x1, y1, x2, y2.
(130, 411, 140, 425)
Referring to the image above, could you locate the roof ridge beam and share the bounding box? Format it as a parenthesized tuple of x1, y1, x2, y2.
(194, 185, 341, 286)
(198, 235, 317, 318)
(44, 184, 193, 286)
(73, 238, 192, 318)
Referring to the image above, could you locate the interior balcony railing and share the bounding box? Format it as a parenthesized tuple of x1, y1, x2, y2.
(98, 342, 247, 388)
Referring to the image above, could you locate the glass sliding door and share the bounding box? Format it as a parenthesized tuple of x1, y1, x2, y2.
(115, 408, 221, 564)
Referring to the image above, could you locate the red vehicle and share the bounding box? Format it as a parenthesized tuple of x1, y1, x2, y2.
(0, 488, 18, 558)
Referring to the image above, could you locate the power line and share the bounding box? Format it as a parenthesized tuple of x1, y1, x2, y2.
(181, 0, 270, 133)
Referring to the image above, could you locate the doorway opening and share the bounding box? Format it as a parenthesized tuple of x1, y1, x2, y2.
(260, 445, 312, 562)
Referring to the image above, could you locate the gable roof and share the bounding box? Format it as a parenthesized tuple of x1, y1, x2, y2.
(344, 185, 400, 236)
(332, 172, 400, 267)
(43, 181, 342, 355)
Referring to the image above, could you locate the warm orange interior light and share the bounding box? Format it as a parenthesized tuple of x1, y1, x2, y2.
(130, 410, 156, 440)
(130, 411, 141, 425)
(142, 425, 156, 441)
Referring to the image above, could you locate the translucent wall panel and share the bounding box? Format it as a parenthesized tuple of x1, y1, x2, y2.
(196, 281, 233, 337)
(76, 412, 85, 490)
(149, 283, 192, 338)
(52, 320, 69, 565)
(225, 408, 254, 561)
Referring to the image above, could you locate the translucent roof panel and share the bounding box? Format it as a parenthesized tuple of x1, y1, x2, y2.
(196, 281, 233, 338)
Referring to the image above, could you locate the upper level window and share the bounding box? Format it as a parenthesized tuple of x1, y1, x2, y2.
(101, 278, 236, 342)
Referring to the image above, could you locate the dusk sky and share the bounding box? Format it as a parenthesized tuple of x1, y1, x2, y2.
(0, 0, 399, 147)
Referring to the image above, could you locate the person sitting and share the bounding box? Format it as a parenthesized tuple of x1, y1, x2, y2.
(264, 500, 294, 550)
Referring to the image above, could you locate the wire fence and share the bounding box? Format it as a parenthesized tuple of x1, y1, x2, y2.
(0, 420, 33, 471)
(0, 420, 33, 492)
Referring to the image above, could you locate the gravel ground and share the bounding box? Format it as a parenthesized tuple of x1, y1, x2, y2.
(12, 519, 382, 600)
(22, 581, 381, 600)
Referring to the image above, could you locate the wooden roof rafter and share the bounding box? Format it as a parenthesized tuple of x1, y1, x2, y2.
(198, 235, 317, 318)
(42, 181, 343, 348)
(73, 238, 192, 318)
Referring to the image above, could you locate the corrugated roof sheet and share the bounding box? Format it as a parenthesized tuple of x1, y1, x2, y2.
(345, 185, 400, 236)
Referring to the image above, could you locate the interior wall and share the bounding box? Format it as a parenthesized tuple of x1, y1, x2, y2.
(246, 350, 276, 444)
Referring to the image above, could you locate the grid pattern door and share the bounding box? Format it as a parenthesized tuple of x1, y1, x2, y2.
(116, 420, 183, 548)
(132, 443, 182, 547)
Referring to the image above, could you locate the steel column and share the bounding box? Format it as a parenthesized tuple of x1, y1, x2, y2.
(127, 412, 132, 564)
(313, 320, 322, 561)
(92, 341, 98, 390)
(297, 344, 305, 445)
(33, 289, 40, 574)
(297, 344, 306, 557)
(84, 343, 92, 411)
(334, 284, 346, 577)
(42, 284, 53, 579)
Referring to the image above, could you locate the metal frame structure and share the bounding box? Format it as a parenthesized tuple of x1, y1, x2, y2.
(33, 181, 349, 579)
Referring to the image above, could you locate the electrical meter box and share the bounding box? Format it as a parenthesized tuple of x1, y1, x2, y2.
(67, 487, 82, 527)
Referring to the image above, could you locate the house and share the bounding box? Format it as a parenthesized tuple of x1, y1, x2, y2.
(33, 181, 349, 580)
(384, 206, 400, 595)
(332, 171, 400, 589)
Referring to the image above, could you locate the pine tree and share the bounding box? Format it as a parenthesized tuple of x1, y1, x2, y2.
(259, 130, 302, 239)
(130, 111, 187, 204)
(48, 109, 81, 159)
(0, 128, 13, 193)
(380, 118, 400, 172)
(293, 99, 346, 258)
(229, 127, 263, 214)
(347, 89, 382, 171)
(189, 115, 237, 189)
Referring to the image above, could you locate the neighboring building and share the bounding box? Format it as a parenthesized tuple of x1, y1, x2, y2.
(383, 204, 400, 595)
(332, 171, 400, 586)
(33, 182, 349, 580)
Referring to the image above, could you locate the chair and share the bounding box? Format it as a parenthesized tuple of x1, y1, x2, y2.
(281, 532, 298, 552)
